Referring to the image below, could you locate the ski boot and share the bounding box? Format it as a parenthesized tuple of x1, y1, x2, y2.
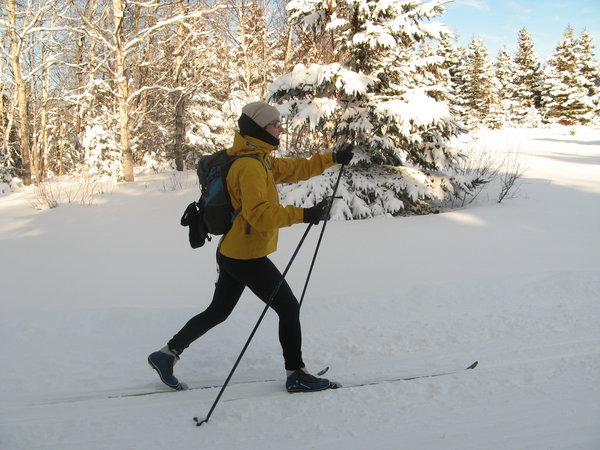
(147, 347, 186, 390)
(286, 370, 337, 393)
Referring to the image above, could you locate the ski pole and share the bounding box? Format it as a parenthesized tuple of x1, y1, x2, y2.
(299, 164, 345, 308)
(194, 222, 314, 427)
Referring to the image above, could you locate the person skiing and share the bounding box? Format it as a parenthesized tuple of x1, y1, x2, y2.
(148, 101, 353, 392)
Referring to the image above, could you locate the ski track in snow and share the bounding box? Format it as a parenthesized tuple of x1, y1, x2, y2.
(1, 126, 599, 449)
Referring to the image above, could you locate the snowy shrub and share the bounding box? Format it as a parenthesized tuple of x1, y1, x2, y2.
(137, 151, 176, 175)
(444, 141, 527, 208)
(0, 150, 13, 186)
(28, 180, 59, 209)
(497, 151, 527, 203)
(446, 146, 499, 208)
(80, 124, 124, 180)
(25, 174, 112, 210)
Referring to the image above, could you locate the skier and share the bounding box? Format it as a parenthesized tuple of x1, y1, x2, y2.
(148, 101, 353, 392)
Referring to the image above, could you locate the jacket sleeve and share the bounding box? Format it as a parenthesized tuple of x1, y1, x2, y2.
(271, 152, 336, 184)
(228, 158, 304, 233)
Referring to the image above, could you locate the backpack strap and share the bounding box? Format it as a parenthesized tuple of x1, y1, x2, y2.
(230, 153, 267, 172)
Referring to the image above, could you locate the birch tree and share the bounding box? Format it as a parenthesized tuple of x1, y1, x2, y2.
(70, 0, 226, 181)
(6, 0, 32, 185)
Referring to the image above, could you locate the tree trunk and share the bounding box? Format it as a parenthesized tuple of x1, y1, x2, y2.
(173, 0, 187, 171)
(58, 122, 65, 176)
(113, 0, 134, 182)
(74, 34, 85, 138)
(40, 40, 50, 181)
(8, 0, 32, 185)
(174, 94, 185, 171)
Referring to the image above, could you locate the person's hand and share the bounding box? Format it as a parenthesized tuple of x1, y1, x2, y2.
(333, 144, 354, 165)
(303, 198, 330, 225)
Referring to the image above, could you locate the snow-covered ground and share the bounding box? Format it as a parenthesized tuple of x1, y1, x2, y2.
(1, 126, 599, 450)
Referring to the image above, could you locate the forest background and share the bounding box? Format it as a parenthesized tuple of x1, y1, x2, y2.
(1, 0, 599, 217)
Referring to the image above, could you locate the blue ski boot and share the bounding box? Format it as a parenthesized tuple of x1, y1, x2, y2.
(148, 347, 185, 390)
(286, 370, 335, 393)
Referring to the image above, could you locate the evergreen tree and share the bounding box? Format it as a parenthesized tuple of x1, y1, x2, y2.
(488, 48, 517, 128)
(438, 35, 469, 126)
(512, 28, 543, 126)
(270, 0, 480, 218)
(576, 30, 600, 123)
(543, 27, 594, 124)
(462, 37, 496, 128)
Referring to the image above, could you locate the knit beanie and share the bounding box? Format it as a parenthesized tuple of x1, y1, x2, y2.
(241, 102, 280, 128)
(238, 102, 281, 146)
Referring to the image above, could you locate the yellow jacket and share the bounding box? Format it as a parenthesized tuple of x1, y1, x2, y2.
(219, 132, 336, 259)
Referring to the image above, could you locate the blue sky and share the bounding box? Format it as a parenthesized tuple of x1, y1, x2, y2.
(440, 0, 600, 62)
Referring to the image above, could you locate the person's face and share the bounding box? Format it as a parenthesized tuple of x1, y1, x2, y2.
(265, 119, 286, 139)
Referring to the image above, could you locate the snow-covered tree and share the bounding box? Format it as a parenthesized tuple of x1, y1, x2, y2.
(80, 121, 124, 180)
(543, 27, 595, 124)
(0, 87, 16, 184)
(236, 0, 275, 99)
(576, 30, 600, 123)
(437, 35, 469, 126)
(461, 37, 497, 128)
(184, 91, 231, 165)
(0, 150, 12, 187)
(270, 0, 479, 218)
(512, 28, 543, 126)
(156, 11, 234, 169)
(489, 48, 516, 128)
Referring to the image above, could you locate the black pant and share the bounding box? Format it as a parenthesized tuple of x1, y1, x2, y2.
(168, 253, 304, 371)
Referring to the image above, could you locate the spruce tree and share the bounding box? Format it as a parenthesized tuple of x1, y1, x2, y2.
(512, 28, 543, 126)
(576, 30, 600, 123)
(438, 35, 469, 126)
(490, 48, 516, 128)
(270, 0, 479, 217)
(543, 27, 594, 124)
(462, 37, 496, 128)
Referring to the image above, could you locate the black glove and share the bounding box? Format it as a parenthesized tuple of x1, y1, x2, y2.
(303, 198, 330, 225)
(333, 144, 354, 165)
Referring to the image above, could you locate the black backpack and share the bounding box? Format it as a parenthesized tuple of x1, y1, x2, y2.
(180, 150, 263, 249)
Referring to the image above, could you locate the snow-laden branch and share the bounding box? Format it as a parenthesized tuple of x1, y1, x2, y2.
(26, 25, 79, 35)
(75, 15, 117, 53)
(127, 85, 185, 103)
(123, 5, 231, 54)
(19, 54, 63, 83)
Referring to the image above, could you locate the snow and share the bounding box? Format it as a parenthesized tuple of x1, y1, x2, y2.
(269, 63, 374, 99)
(1, 126, 600, 449)
(374, 90, 452, 135)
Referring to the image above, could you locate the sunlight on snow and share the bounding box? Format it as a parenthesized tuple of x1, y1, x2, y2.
(443, 211, 487, 226)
